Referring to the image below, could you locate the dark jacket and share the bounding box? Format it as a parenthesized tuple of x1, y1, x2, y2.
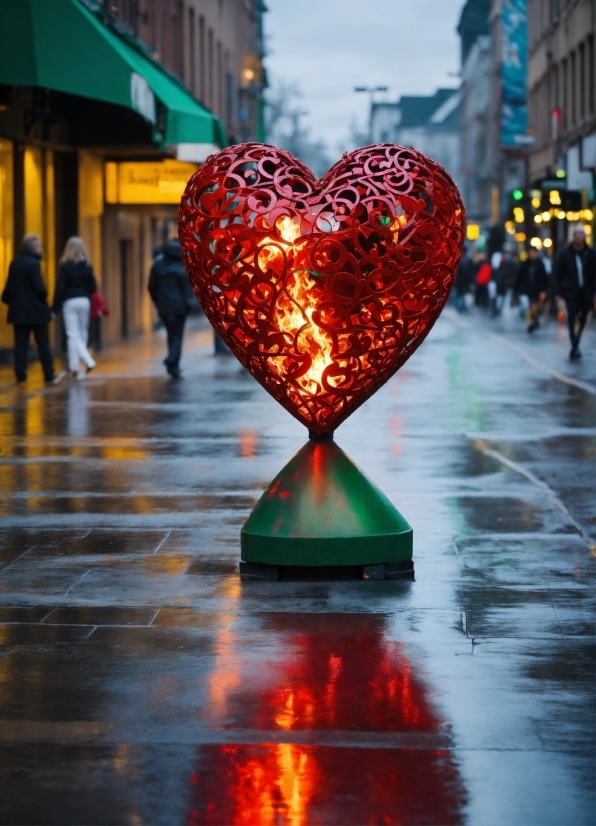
(1, 251, 52, 325)
(454, 254, 474, 293)
(555, 244, 596, 300)
(495, 256, 518, 294)
(53, 260, 97, 311)
(515, 257, 548, 299)
(148, 240, 192, 317)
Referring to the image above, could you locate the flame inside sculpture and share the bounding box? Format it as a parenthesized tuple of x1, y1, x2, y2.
(179, 143, 465, 434)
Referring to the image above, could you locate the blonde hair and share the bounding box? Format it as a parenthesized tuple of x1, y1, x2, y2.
(60, 236, 89, 264)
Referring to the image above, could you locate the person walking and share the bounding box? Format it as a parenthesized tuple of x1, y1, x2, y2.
(53, 237, 97, 379)
(148, 238, 190, 378)
(555, 228, 596, 360)
(515, 247, 548, 333)
(474, 252, 492, 308)
(454, 246, 474, 312)
(1, 234, 61, 385)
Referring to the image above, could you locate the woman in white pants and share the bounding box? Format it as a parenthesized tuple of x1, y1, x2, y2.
(53, 237, 97, 379)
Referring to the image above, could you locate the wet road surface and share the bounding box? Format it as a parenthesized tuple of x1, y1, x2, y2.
(0, 307, 594, 825)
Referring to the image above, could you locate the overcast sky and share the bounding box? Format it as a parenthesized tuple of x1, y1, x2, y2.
(264, 0, 465, 154)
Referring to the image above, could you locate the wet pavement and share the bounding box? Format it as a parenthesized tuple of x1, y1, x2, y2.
(0, 307, 594, 825)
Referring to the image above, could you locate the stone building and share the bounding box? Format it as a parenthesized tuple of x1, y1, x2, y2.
(457, 0, 493, 228)
(0, 0, 265, 356)
(109, 0, 266, 144)
(527, 0, 595, 249)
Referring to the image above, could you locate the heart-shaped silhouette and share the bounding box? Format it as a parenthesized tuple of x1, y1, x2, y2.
(179, 143, 464, 434)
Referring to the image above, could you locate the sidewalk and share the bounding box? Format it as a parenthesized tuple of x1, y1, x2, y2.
(0, 308, 594, 824)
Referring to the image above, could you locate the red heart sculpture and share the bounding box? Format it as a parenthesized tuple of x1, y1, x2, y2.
(179, 143, 464, 435)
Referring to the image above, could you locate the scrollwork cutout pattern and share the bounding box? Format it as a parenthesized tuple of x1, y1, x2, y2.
(179, 143, 464, 434)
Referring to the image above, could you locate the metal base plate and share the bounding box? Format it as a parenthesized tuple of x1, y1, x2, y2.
(239, 560, 415, 581)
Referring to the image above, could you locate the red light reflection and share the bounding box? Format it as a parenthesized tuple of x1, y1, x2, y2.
(188, 614, 465, 825)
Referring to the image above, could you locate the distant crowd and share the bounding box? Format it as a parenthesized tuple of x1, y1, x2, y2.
(1, 226, 595, 387)
(454, 228, 596, 361)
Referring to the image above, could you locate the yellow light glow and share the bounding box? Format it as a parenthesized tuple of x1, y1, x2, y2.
(514, 232, 526, 242)
(531, 197, 541, 208)
(543, 238, 553, 248)
(573, 212, 580, 221)
(105, 162, 118, 204)
(541, 211, 551, 222)
(534, 215, 542, 223)
(566, 211, 574, 220)
(530, 237, 543, 249)
(504, 220, 515, 235)
(466, 224, 480, 240)
(0, 139, 13, 349)
(549, 190, 561, 205)
(106, 160, 198, 204)
(513, 207, 524, 223)
(584, 209, 594, 221)
(584, 224, 593, 236)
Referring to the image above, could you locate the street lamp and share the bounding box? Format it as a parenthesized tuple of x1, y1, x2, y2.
(354, 86, 389, 141)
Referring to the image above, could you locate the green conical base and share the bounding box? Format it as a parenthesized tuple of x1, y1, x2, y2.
(241, 439, 413, 567)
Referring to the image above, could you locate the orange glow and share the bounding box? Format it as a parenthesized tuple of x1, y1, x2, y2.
(180, 144, 465, 434)
(188, 615, 466, 824)
(257, 215, 336, 398)
(239, 428, 258, 458)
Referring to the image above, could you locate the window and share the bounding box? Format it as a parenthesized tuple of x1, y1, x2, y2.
(550, 0, 558, 24)
(561, 58, 567, 131)
(0, 139, 13, 298)
(199, 16, 205, 102)
(208, 29, 213, 108)
(24, 147, 55, 299)
(570, 50, 576, 126)
(226, 72, 234, 131)
(189, 7, 195, 94)
(588, 36, 595, 115)
(579, 42, 585, 122)
(217, 41, 222, 117)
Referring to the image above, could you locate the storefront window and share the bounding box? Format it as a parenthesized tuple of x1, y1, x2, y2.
(79, 151, 104, 280)
(0, 139, 13, 292)
(0, 139, 14, 348)
(24, 146, 55, 298)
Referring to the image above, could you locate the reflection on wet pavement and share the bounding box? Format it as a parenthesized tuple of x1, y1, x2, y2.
(0, 315, 594, 824)
(188, 614, 465, 824)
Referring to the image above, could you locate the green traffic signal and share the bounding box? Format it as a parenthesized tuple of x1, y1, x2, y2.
(512, 189, 524, 201)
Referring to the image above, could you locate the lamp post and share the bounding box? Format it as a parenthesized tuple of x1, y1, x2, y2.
(354, 86, 389, 141)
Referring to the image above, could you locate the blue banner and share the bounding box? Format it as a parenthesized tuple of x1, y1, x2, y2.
(501, 0, 527, 147)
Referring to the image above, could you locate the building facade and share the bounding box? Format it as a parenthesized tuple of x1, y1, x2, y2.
(457, 0, 533, 252)
(109, 0, 266, 144)
(460, 34, 493, 225)
(0, 0, 265, 357)
(527, 0, 595, 251)
(370, 89, 461, 187)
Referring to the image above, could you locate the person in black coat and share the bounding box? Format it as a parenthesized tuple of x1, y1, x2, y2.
(515, 248, 548, 333)
(148, 239, 192, 378)
(555, 229, 596, 360)
(1, 234, 58, 384)
(453, 247, 474, 312)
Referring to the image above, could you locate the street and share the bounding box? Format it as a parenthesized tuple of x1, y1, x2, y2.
(0, 305, 594, 825)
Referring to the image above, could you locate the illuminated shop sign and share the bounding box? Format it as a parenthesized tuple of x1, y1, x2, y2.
(105, 160, 198, 204)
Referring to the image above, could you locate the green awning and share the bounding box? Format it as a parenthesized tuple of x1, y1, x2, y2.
(0, 0, 226, 149)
